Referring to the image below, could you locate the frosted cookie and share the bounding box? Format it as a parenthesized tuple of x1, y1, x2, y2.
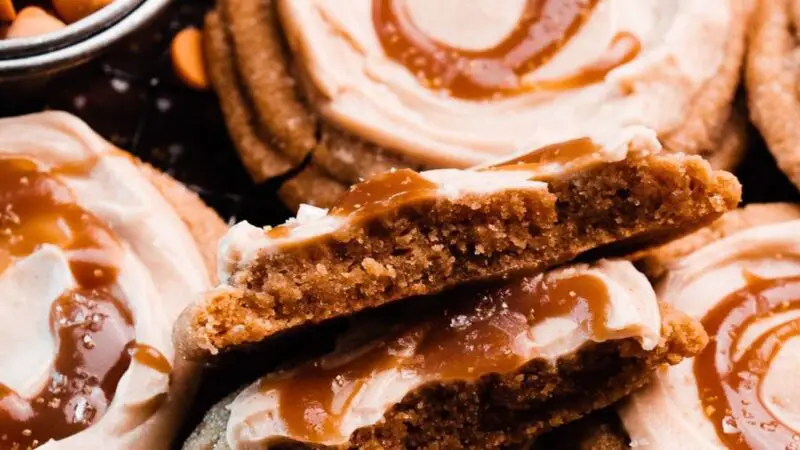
(541, 205, 800, 449)
(204, 0, 747, 207)
(622, 213, 800, 448)
(176, 127, 740, 357)
(183, 259, 706, 449)
(0, 112, 227, 449)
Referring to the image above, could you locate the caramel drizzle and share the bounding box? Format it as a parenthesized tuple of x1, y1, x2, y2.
(694, 274, 800, 449)
(373, 0, 639, 100)
(266, 225, 291, 239)
(524, 31, 641, 92)
(264, 273, 611, 443)
(267, 169, 438, 238)
(330, 168, 438, 217)
(487, 137, 599, 171)
(0, 157, 169, 448)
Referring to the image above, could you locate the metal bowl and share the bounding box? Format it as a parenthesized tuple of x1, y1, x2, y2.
(0, 0, 173, 80)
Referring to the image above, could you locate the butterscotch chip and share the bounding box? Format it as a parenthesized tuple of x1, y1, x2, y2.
(0, 0, 15, 22)
(52, 0, 112, 24)
(171, 27, 210, 91)
(747, 0, 800, 192)
(6, 7, 65, 39)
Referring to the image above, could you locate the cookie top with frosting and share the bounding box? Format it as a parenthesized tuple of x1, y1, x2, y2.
(0, 112, 212, 449)
(621, 219, 800, 449)
(278, 0, 734, 167)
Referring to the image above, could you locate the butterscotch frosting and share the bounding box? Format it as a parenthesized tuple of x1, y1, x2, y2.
(620, 220, 800, 449)
(0, 112, 211, 449)
(225, 259, 661, 448)
(217, 125, 660, 283)
(277, 0, 731, 167)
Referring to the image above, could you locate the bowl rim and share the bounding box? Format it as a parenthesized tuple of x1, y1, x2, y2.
(0, 0, 145, 58)
(0, 0, 173, 80)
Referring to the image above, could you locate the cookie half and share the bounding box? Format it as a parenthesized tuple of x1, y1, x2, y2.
(182, 259, 706, 449)
(176, 127, 740, 358)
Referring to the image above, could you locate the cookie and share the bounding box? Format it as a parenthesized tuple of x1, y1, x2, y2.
(747, 0, 800, 192)
(204, 0, 748, 208)
(540, 203, 800, 449)
(0, 112, 226, 449)
(280, 108, 750, 211)
(181, 264, 706, 449)
(636, 202, 800, 279)
(138, 161, 229, 277)
(531, 409, 629, 450)
(175, 127, 740, 358)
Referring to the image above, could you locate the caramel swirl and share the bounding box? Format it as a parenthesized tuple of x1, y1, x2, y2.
(0, 157, 167, 448)
(264, 273, 611, 443)
(525, 31, 641, 92)
(373, 0, 641, 100)
(694, 275, 800, 449)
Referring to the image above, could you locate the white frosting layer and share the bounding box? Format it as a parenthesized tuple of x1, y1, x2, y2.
(0, 112, 212, 449)
(277, 0, 731, 167)
(218, 126, 660, 284)
(619, 219, 800, 449)
(0, 247, 73, 398)
(225, 259, 661, 447)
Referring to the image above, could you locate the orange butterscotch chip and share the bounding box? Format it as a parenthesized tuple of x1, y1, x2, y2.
(52, 0, 113, 24)
(6, 7, 66, 39)
(0, 0, 15, 23)
(171, 27, 210, 90)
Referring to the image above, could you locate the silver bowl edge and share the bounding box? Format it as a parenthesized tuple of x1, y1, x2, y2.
(0, 0, 174, 80)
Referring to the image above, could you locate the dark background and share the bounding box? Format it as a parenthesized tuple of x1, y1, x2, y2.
(2, 0, 800, 444)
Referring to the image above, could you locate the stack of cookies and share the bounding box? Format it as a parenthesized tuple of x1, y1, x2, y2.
(187, 0, 800, 448)
(10, 0, 800, 448)
(177, 127, 741, 448)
